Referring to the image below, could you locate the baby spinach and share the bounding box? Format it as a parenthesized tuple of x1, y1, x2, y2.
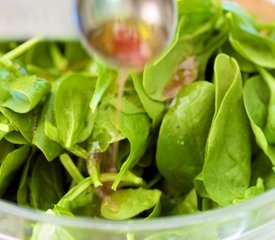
(2, 75, 50, 113)
(112, 112, 151, 190)
(0, 106, 35, 143)
(0, 145, 30, 196)
(156, 81, 215, 192)
(132, 73, 165, 127)
(169, 189, 199, 215)
(243, 76, 275, 164)
(45, 73, 95, 156)
(251, 152, 275, 190)
(30, 154, 65, 210)
(100, 188, 161, 220)
(258, 68, 275, 144)
(227, 4, 275, 69)
(89, 61, 115, 113)
(32, 94, 63, 161)
(2, 0, 275, 233)
(201, 54, 251, 206)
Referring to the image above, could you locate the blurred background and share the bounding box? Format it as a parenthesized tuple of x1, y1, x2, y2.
(236, 0, 275, 22)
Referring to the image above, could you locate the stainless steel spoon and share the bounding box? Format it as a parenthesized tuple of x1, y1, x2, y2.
(74, 0, 177, 69)
(0, 0, 177, 69)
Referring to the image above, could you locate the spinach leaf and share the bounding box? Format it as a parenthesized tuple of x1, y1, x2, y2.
(251, 152, 275, 190)
(227, 6, 275, 69)
(88, 103, 124, 153)
(32, 94, 63, 161)
(0, 139, 14, 163)
(222, 42, 256, 73)
(232, 178, 265, 204)
(243, 76, 275, 164)
(5, 131, 29, 145)
(32, 224, 75, 240)
(17, 152, 33, 206)
(89, 61, 115, 113)
(143, 0, 224, 101)
(201, 54, 251, 206)
(0, 113, 13, 140)
(169, 189, 199, 215)
(112, 112, 151, 190)
(0, 106, 35, 143)
(100, 188, 161, 220)
(64, 41, 90, 66)
(0, 145, 30, 196)
(31, 210, 75, 240)
(156, 81, 215, 192)
(24, 42, 55, 69)
(30, 154, 65, 210)
(2, 75, 50, 113)
(45, 73, 95, 152)
(258, 68, 275, 144)
(55, 177, 96, 215)
(132, 73, 165, 127)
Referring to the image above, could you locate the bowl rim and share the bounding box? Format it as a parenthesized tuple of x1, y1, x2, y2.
(1, 188, 275, 232)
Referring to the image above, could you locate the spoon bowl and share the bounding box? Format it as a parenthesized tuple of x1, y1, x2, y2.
(74, 0, 177, 69)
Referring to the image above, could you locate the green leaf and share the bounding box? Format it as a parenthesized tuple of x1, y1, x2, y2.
(53, 73, 95, 148)
(232, 178, 265, 204)
(32, 224, 75, 240)
(258, 68, 275, 144)
(89, 61, 115, 113)
(56, 177, 93, 211)
(169, 189, 199, 215)
(64, 41, 90, 67)
(30, 154, 65, 210)
(177, 0, 222, 38)
(100, 188, 161, 220)
(0, 145, 30, 196)
(5, 131, 29, 144)
(2, 75, 50, 113)
(228, 10, 275, 69)
(0, 113, 13, 140)
(0, 139, 14, 164)
(32, 95, 63, 161)
(156, 81, 215, 192)
(243, 76, 275, 164)
(251, 152, 275, 190)
(143, 23, 193, 101)
(201, 54, 251, 206)
(0, 106, 35, 143)
(132, 73, 165, 127)
(24, 42, 55, 69)
(87, 104, 124, 153)
(222, 42, 256, 73)
(31, 209, 75, 240)
(112, 112, 151, 190)
(17, 152, 32, 206)
(143, 0, 224, 101)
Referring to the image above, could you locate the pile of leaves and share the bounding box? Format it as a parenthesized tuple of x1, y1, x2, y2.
(1, 0, 275, 225)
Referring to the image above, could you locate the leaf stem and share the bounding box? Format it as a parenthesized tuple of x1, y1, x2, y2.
(1, 37, 41, 61)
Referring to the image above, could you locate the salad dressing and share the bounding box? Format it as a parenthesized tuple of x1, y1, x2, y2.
(88, 18, 167, 165)
(87, 18, 168, 69)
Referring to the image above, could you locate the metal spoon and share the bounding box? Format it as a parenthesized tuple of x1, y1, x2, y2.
(74, 0, 177, 69)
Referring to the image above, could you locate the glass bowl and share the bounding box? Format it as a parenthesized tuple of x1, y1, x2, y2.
(1, 0, 275, 240)
(2, 190, 275, 240)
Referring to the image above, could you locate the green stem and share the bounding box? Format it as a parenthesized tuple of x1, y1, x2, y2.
(100, 171, 144, 185)
(1, 37, 41, 61)
(60, 153, 85, 184)
(87, 156, 102, 187)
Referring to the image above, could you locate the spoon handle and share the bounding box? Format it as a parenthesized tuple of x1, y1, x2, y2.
(0, 0, 77, 40)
